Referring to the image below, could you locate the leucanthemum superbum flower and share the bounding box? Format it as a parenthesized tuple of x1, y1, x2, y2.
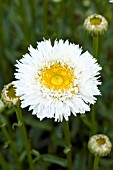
(13, 40, 101, 121)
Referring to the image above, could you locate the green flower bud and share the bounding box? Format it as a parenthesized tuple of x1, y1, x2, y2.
(0, 99, 5, 113)
(88, 134, 112, 157)
(83, 14, 108, 36)
(1, 82, 20, 108)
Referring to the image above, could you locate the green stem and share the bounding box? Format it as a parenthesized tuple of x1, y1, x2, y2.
(54, 2, 60, 39)
(0, 117, 21, 170)
(60, 0, 66, 37)
(19, 0, 30, 39)
(5, 113, 14, 138)
(93, 156, 100, 170)
(43, 0, 48, 38)
(93, 36, 99, 59)
(15, 106, 34, 170)
(63, 120, 73, 170)
(0, 153, 9, 170)
(90, 106, 97, 134)
(87, 152, 93, 170)
(68, 0, 75, 39)
(91, 35, 99, 134)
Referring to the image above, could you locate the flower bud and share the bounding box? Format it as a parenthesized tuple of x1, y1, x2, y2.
(88, 134, 112, 157)
(84, 14, 108, 36)
(1, 82, 20, 108)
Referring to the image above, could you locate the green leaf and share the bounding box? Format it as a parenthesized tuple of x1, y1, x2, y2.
(24, 115, 52, 131)
(32, 149, 40, 158)
(41, 154, 67, 167)
(80, 115, 92, 129)
(64, 146, 71, 154)
(19, 150, 26, 162)
(12, 121, 22, 130)
(32, 149, 40, 163)
(3, 140, 11, 148)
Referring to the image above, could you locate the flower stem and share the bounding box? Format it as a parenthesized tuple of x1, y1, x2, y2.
(15, 106, 34, 170)
(87, 152, 93, 170)
(90, 106, 97, 134)
(43, 0, 48, 38)
(0, 116, 21, 170)
(63, 120, 73, 170)
(93, 156, 100, 170)
(91, 35, 99, 134)
(0, 153, 10, 170)
(93, 36, 99, 59)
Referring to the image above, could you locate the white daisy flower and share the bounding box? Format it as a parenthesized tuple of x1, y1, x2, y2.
(13, 39, 101, 122)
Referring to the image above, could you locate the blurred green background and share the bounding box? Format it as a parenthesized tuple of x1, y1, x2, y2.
(0, 0, 113, 170)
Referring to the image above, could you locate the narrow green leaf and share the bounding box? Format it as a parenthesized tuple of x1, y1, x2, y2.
(24, 115, 52, 131)
(41, 154, 67, 167)
(19, 150, 26, 162)
(81, 115, 92, 129)
(12, 121, 22, 130)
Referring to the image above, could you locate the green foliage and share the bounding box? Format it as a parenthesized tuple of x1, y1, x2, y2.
(0, 0, 113, 170)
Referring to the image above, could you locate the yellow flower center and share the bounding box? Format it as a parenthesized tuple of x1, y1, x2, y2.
(37, 63, 76, 92)
(51, 76, 63, 86)
(90, 16, 102, 26)
(96, 137, 106, 146)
